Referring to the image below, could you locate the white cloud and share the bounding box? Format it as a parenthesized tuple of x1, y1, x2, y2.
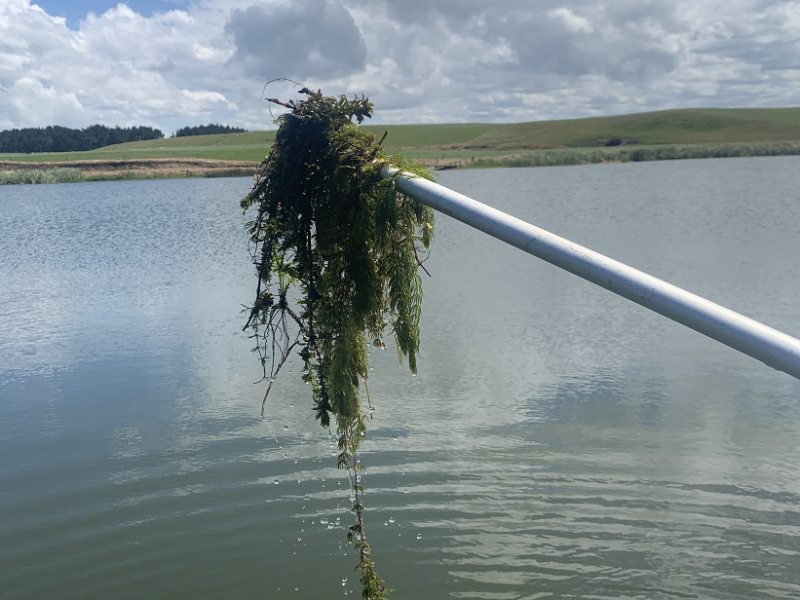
(2, 0, 800, 132)
(547, 7, 593, 34)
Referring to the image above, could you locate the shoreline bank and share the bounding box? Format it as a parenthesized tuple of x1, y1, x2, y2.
(0, 157, 256, 184)
(3, 141, 800, 184)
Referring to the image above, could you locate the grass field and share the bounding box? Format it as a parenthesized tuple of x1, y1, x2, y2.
(458, 108, 800, 149)
(0, 145, 271, 164)
(103, 130, 277, 150)
(3, 107, 800, 171)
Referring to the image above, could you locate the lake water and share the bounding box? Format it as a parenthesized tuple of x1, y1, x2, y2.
(2, 158, 800, 600)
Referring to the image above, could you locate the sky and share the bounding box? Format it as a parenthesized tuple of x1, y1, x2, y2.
(2, 0, 800, 133)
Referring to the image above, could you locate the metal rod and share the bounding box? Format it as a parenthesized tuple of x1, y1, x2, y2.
(383, 166, 800, 380)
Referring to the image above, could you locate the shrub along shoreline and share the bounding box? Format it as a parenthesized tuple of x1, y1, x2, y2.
(467, 141, 800, 169)
(0, 158, 256, 184)
(0, 167, 85, 185)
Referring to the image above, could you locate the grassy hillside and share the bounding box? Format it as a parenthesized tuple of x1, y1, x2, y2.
(3, 107, 800, 166)
(103, 130, 277, 150)
(0, 145, 271, 164)
(455, 108, 800, 149)
(360, 123, 497, 147)
(699, 107, 800, 126)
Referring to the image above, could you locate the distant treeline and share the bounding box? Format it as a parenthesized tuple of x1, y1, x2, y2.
(174, 124, 247, 137)
(0, 125, 164, 154)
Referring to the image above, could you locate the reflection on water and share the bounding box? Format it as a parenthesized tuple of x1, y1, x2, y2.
(1, 159, 800, 600)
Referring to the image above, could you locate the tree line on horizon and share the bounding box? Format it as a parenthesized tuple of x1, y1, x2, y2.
(0, 125, 164, 154)
(173, 124, 247, 137)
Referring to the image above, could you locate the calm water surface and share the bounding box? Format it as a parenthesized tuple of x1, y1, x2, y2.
(1, 158, 800, 600)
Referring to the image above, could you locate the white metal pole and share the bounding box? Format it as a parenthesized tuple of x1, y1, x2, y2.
(383, 166, 800, 381)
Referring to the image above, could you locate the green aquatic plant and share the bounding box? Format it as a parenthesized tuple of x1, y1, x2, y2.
(241, 88, 434, 599)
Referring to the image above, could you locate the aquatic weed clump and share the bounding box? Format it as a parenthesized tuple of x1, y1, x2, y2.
(241, 88, 434, 599)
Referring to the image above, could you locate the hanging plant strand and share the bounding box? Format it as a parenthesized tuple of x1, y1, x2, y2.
(241, 88, 434, 599)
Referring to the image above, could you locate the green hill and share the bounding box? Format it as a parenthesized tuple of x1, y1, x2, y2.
(4, 107, 800, 166)
(102, 130, 277, 150)
(78, 107, 800, 152)
(454, 108, 800, 149)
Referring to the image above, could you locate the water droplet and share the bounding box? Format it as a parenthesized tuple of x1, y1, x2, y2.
(343, 592, 348, 596)
(274, 479, 279, 485)
(388, 517, 396, 523)
(392, 434, 398, 440)
(283, 425, 289, 431)
(342, 577, 348, 586)
(295, 587, 299, 592)
(416, 533, 422, 540)
(403, 489, 408, 494)
(311, 520, 315, 525)
(320, 518, 329, 525)
(297, 537, 302, 542)
(335, 517, 341, 525)
(293, 459, 298, 464)
(327, 523, 334, 529)
(384, 521, 388, 526)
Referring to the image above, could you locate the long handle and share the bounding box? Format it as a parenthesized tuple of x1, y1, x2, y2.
(384, 166, 800, 380)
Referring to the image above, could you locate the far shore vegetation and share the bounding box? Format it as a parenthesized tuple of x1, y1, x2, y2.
(465, 141, 800, 169)
(0, 168, 85, 185)
(3, 107, 800, 184)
